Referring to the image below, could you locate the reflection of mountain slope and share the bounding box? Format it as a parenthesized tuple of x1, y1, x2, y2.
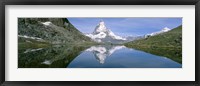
(86, 45, 125, 64)
(18, 45, 89, 68)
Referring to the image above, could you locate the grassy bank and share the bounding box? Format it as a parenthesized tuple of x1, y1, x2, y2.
(125, 25, 182, 64)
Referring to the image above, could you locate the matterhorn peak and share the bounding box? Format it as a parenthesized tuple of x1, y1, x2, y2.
(93, 20, 108, 34)
(99, 20, 105, 25)
(85, 20, 127, 43)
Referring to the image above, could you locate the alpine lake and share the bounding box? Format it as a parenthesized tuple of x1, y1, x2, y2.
(18, 44, 182, 68)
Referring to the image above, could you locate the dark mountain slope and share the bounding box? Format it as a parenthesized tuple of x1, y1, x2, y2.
(18, 18, 94, 47)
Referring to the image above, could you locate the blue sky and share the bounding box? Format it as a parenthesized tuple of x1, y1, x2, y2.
(68, 18, 182, 37)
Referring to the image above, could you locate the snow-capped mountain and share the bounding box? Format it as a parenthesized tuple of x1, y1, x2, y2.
(85, 20, 126, 43)
(145, 27, 171, 38)
(85, 20, 171, 43)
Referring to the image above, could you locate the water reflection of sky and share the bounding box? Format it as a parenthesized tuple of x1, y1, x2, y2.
(67, 45, 182, 68)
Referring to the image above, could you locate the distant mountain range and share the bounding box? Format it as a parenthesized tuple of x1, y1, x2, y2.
(85, 20, 172, 44)
(145, 27, 171, 38)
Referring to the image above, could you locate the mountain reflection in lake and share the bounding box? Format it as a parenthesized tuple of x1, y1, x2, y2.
(18, 45, 88, 68)
(67, 45, 181, 68)
(18, 45, 181, 68)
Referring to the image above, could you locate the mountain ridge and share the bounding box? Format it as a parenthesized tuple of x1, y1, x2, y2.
(145, 27, 171, 38)
(18, 18, 94, 44)
(18, 18, 95, 48)
(125, 25, 182, 63)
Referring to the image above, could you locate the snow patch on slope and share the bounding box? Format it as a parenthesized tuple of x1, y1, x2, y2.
(108, 30, 126, 40)
(86, 32, 107, 39)
(42, 21, 52, 26)
(41, 60, 52, 65)
(24, 48, 43, 53)
(18, 35, 44, 41)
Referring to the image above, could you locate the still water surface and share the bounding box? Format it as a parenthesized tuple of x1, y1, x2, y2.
(18, 45, 181, 68)
(67, 45, 181, 68)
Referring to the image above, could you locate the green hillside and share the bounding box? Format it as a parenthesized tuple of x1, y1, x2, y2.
(125, 25, 182, 63)
(18, 18, 95, 49)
